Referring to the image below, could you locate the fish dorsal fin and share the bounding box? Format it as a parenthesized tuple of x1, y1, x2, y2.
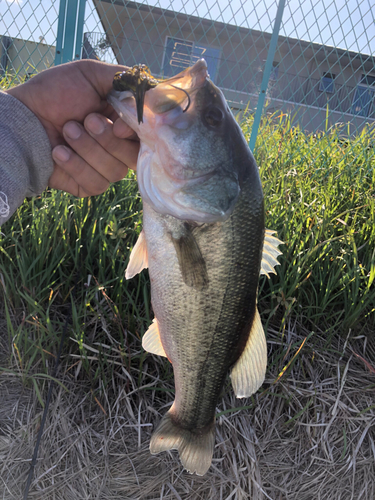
(142, 318, 167, 357)
(261, 229, 283, 278)
(171, 226, 208, 290)
(125, 229, 148, 279)
(230, 308, 267, 398)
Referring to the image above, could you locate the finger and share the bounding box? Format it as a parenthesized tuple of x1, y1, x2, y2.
(107, 108, 121, 123)
(84, 114, 139, 170)
(113, 117, 139, 141)
(49, 164, 93, 198)
(51, 145, 110, 196)
(62, 120, 131, 183)
(84, 60, 129, 97)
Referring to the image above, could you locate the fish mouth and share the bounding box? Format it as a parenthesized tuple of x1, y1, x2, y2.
(107, 90, 140, 132)
(163, 59, 209, 86)
(137, 59, 209, 117)
(109, 59, 209, 125)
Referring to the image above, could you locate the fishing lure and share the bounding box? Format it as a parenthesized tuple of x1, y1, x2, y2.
(112, 64, 191, 124)
(113, 64, 159, 123)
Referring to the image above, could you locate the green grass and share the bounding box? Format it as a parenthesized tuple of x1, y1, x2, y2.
(0, 109, 374, 395)
(251, 113, 375, 336)
(0, 178, 148, 390)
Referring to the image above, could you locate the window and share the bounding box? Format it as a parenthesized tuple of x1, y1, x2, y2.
(352, 74, 375, 117)
(319, 73, 335, 93)
(162, 37, 221, 83)
(360, 74, 375, 86)
(270, 62, 279, 81)
(352, 73, 375, 117)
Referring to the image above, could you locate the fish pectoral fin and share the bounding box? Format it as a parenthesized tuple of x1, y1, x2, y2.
(142, 318, 167, 358)
(125, 229, 148, 279)
(260, 229, 283, 278)
(150, 410, 215, 476)
(171, 227, 208, 290)
(230, 308, 267, 398)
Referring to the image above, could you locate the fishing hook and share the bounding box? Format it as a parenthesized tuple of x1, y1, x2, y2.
(168, 84, 191, 113)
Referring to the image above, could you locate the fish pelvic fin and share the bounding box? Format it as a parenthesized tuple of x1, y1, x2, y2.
(261, 229, 283, 278)
(230, 308, 267, 398)
(150, 410, 215, 476)
(142, 318, 167, 358)
(125, 229, 148, 279)
(171, 225, 209, 290)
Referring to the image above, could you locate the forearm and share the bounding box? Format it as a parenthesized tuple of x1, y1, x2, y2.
(0, 90, 53, 225)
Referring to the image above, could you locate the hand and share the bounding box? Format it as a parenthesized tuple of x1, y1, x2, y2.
(6, 60, 139, 197)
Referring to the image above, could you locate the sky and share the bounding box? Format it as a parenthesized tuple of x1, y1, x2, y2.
(1, 0, 374, 59)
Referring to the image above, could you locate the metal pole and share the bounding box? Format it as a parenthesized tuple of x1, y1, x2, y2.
(54, 0, 87, 65)
(74, 0, 87, 60)
(248, 0, 286, 151)
(55, 0, 67, 65)
(63, 0, 80, 63)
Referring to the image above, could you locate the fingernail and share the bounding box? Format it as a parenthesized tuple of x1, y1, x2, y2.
(85, 115, 105, 135)
(53, 145, 71, 162)
(64, 122, 82, 140)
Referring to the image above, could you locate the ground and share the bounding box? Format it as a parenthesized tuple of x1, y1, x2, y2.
(1, 315, 374, 500)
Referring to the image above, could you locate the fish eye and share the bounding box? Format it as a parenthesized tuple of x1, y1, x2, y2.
(204, 106, 224, 127)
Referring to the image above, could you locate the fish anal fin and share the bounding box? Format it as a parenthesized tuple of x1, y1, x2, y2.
(126, 229, 148, 279)
(142, 318, 167, 358)
(230, 308, 267, 398)
(261, 229, 283, 278)
(171, 226, 208, 290)
(150, 410, 215, 476)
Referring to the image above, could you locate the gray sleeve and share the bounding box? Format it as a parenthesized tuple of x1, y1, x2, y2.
(0, 90, 53, 225)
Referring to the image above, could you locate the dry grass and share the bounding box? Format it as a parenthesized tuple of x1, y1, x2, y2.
(1, 309, 375, 500)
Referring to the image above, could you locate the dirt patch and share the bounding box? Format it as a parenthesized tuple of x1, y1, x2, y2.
(1, 318, 374, 499)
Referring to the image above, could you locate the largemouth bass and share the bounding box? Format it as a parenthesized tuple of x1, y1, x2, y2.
(108, 60, 282, 475)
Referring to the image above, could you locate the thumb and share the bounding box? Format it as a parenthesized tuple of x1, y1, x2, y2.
(82, 60, 129, 98)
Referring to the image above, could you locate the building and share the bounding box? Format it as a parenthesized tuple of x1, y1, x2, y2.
(0, 36, 55, 81)
(0, 33, 101, 83)
(92, 0, 375, 134)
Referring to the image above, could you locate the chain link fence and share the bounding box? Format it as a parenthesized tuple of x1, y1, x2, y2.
(1, 0, 374, 149)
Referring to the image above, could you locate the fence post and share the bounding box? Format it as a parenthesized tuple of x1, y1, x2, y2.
(55, 0, 87, 65)
(248, 0, 286, 151)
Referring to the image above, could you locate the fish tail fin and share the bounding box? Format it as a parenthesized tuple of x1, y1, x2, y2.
(150, 410, 215, 476)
